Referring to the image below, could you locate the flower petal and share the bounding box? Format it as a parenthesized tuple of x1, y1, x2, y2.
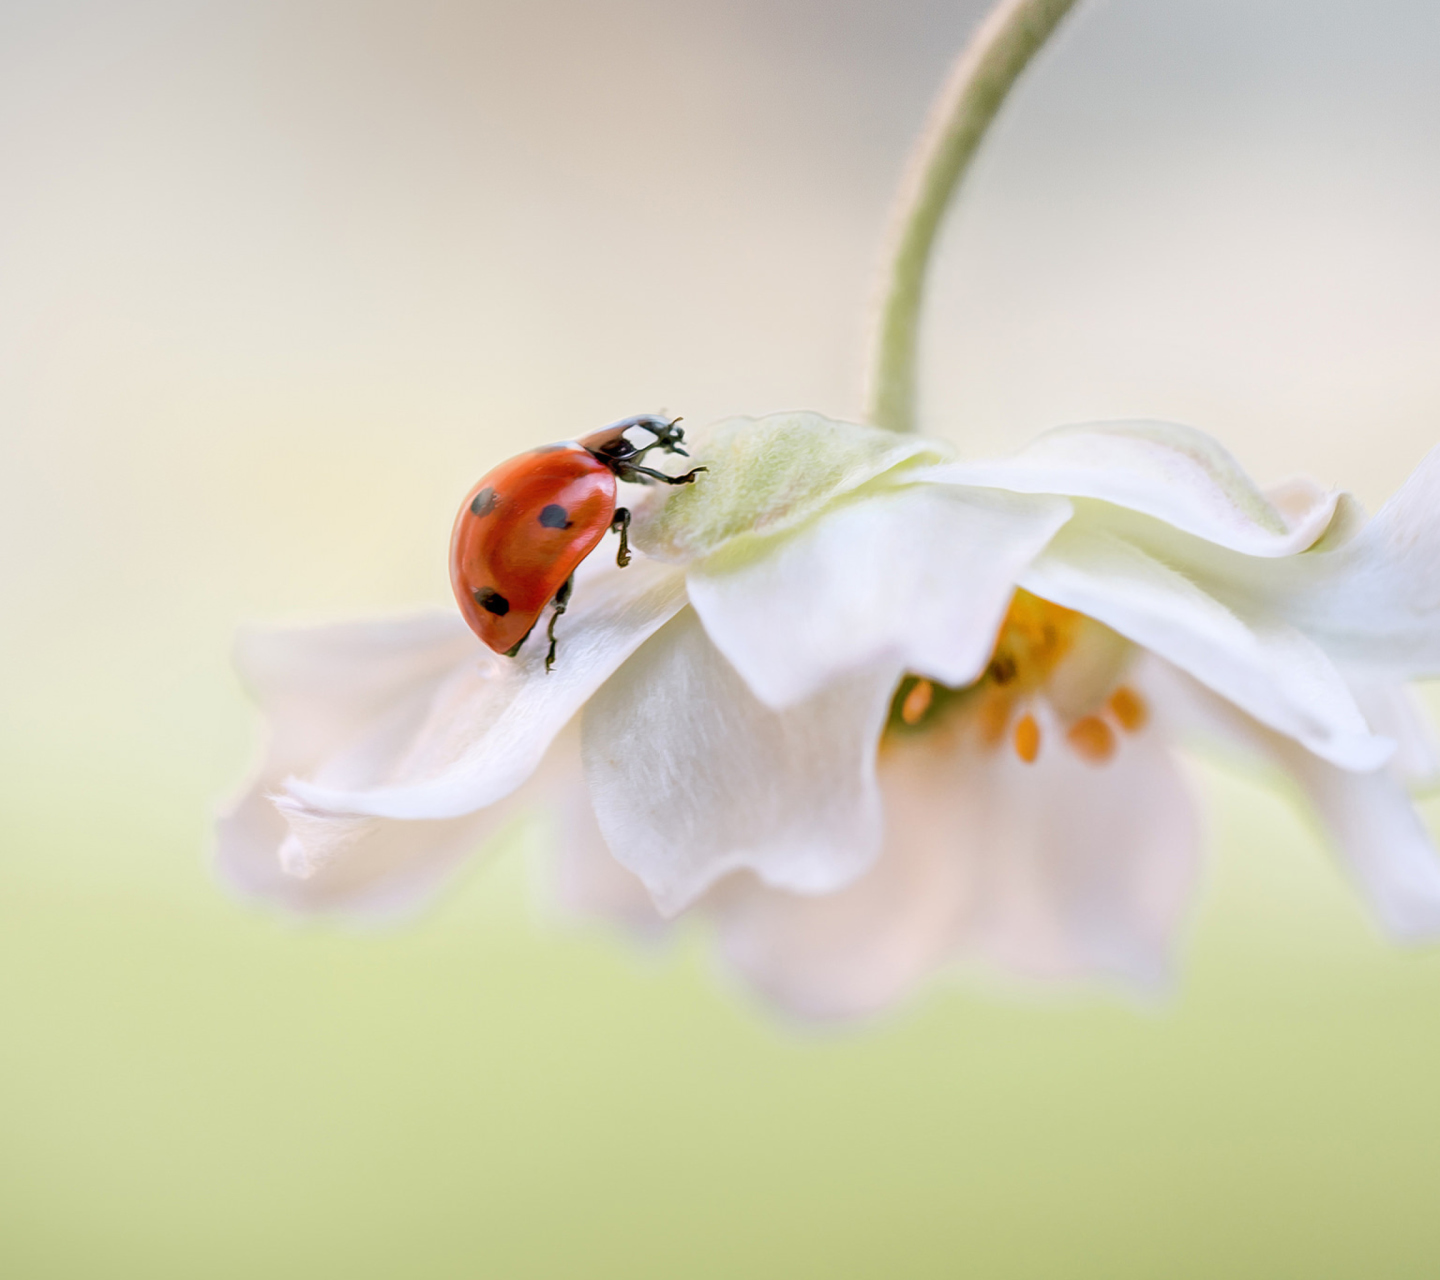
(284, 559, 687, 820)
(535, 730, 671, 938)
(217, 611, 504, 915)
(1148, 660, 1440, 941)
(923, 420, 1338, 556)
(233, 610, 481, 776)
(1250, 446, 1440, 678)
(687, 484, 1071, 709)
(1015, 450, 1440, 686)
(1281, 744, 1440, 941)
(710, 700, 1200, 1019)
(216, 787, 502, 918)
(1021, 524, 1392, 771)
(632, 411, 950, 562)
(1348, 680, 1440, 788)
(581, 607, 898, 915)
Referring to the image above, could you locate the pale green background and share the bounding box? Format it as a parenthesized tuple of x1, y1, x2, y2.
(4, 1, 1440, 1276)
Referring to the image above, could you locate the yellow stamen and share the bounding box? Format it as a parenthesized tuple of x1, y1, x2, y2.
(1108, 685, 1148, 733)
(1013, 713, 1041, 764)
(900, 678, 934, 725)
(987, 590, 1084, 696)
(883, 591, 1096, 751)
(1066, 715, 1116, 763)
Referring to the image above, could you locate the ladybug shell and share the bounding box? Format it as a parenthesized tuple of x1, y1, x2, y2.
(450, 443, 617, 655)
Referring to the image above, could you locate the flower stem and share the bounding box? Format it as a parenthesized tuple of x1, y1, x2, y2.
(865, 0, 1079, 433)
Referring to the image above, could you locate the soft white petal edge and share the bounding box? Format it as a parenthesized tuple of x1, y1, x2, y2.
(1148, 662, 1440, 941)
(709, 696, 1199, 1020)
(217, 610, 505, 915)
(919, 420, 1338, 556)
(233, 610, 480, 772)
(1021, 525, 1392, 772)
(538, 731, 672, 939)
(285, 559, 687, 820)
(687, 484, 1071, 710)
(1261, 445, 1440, 677)
(216, 787, 505, 918)
(582, 607, 900, 916)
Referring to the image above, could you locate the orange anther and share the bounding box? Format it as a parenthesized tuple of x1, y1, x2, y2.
(1013, 713, 1041, 763)
(977, 692, 1012, 747)
(1066, 715, 1116, 763)
(1108, 685, 1148, 733)
(901, 679, 934, 725)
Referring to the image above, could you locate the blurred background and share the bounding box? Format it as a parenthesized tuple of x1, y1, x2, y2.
(3, 0, 1440, 1274)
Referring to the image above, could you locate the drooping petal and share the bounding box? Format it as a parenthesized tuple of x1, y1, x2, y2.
(922, 420, 1338, 556)
(534, 729, 671, 938)
(1250, 446, 1440, 678)
(972, 442, 1440, 687)
(217, 786, 503, 918)
(1147, 660, 1440, 942)
(687, 483, 1071, 709)
(233, 610, 481, 776)
(1021, 524, 1392, 772)
(1348, 680, 1440, 788)
(582, 607, 899, 916)
(946, 706, 1199, 988)
(284, 559, 687, 820)
(216, 611, 504, 915)
(1281, 744, 1440, 940)
(710, 702, 1200, 1020)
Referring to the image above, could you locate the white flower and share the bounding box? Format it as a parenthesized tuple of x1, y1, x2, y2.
(219, 412, 975, 915)
(218, 413, 1440, 1023)
(556, 418, 1440, 1019)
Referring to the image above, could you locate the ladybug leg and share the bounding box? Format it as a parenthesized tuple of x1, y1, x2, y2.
(611, 507, 632, 567)
(615, 463, 707, 486)
(544, 574, 575, 673)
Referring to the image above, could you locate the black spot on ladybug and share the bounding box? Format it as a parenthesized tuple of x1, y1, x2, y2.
(538, 504, 571, 529)
(474, 587, 510, 616)
(470, 487, 498, 517)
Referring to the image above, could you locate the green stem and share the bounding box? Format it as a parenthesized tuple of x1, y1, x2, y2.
(866, 0, 1080, 433)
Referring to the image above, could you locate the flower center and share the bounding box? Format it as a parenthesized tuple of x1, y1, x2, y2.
(885, 589, 1147, 765)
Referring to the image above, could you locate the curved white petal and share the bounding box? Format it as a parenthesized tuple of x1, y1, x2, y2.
(1282, 745, 1440, 940)
(710, 703, 1199, 1020)
(1021, 448, 1440, 687)
(922, 420, 1338, 556)
(1253, 446, 1440, 677)
(1348, 680, 1440, 788)
(1147, 660, 1440, 941)
(1021, 525, 1392, 771)
(216, 786, 503, 918)
(217, 611, 504, 915)
(945, 704, 1200, 989)
(234, 610, 481, 774)
(582, 607, 899, 916)
(285, 559, 687, 820)
(532, 730, 671, 938)
(687, 484, 1071, 709)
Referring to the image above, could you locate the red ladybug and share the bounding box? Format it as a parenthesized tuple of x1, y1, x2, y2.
(449, 415, 703, 670)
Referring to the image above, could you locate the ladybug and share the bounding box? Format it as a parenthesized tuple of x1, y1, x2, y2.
(449, 414, 704, 671)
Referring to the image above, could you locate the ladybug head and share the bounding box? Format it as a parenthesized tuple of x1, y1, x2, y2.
(639, 416, 689, 457)
(581, 414, 690, 465)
